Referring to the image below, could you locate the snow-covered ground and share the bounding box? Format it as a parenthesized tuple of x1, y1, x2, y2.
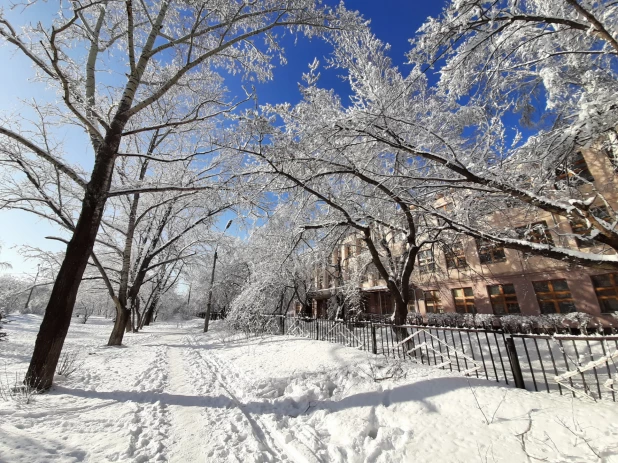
(1, 315, 618, 462)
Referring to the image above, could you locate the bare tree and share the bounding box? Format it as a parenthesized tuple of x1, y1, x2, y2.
(0, 0, 362, 389)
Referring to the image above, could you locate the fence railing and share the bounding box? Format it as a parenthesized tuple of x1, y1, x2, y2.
(264, 315, 618, 402)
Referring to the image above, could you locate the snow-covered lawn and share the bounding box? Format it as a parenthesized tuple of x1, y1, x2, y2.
(1, 315, 618, 462)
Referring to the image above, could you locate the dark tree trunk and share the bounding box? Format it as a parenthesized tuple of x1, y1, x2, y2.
(142, 308, 152, 327)
(142, 296, 159, 327)
(127, 307, 135, 333)
(391, 297, 411, 353)
(133, 297, 141, 332)
(25, 146, 119, 390)
(108, 301, 131, 346)
(203, 247, 218, 333)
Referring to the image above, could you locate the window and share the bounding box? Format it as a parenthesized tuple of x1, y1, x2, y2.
(488, 284, 520, 315)
(452, 287, 476, 314)
(444, 242, 467, 269)
(418, 249, 436, 273)
(556, 151, 594, 185)
(591, 273, 618, 313)
(570, 205, 612, 248)
(476, 238, 507, 264)
(532, 279, 577, 314)
(424, 290, 442, 313)
(515, 221, 554, 246)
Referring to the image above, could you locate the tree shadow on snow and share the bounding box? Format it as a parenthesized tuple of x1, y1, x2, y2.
(55, 376, 504, 417)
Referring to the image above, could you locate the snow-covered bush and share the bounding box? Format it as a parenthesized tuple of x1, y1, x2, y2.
(470, 314, 498, 328)
(499, 315, 535, 333)
(225, 311, 280, 338)
(227, 206, 319, 332)
(426, 312, 465, 326)
(563, 312, 595, 335)
(420, 312, 498, 328)
(409, 311, 597, 333)
(498, 313, 596, 334)
(156, 291, 193, 321)
(0, 275, 26, 315)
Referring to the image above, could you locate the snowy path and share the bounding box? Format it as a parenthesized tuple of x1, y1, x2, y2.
(3, 316, 618, 463)
(185, 335, 326, 463)
(166, 338, 205, 462)
(166, 333, 294, 463)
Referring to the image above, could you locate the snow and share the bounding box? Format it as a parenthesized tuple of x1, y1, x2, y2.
(2, 315, 618, 462)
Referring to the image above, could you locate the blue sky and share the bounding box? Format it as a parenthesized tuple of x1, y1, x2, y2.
(0, 1, 446, 276)
(254, 1, 444, 105)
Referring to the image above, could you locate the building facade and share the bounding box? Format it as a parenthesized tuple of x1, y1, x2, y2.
(307, 142, 618, 322)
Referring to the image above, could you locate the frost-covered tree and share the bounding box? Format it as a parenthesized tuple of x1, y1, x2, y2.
(400, 0, 618, 260)
(184, 238, 250, 320)
(0, 243, 10, 271)
(324, 2, 618, 268)
(256, 3, 618, 274)
(230, 62, 453, 327)
(0, 0, 362, 389)
(227, 205, 318, 329)
(229, 1, 618, 326)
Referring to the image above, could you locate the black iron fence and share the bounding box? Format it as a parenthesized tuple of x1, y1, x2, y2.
(264, 316, 618, 402)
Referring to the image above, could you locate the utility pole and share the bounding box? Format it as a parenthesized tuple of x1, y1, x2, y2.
(204, 220, 233, 333)
(24, 264, 40, 312)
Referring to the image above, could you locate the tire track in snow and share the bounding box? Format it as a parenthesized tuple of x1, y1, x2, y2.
(188, 335, 323, 463)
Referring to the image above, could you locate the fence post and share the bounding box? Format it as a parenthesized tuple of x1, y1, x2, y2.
(505, 337, 526, 389)
(371, 323, 377, 355)
(279, 316, 285, 335)
(315, 318, 319, 340)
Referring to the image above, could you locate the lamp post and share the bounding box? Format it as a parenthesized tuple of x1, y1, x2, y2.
(203, 219, 233, 333)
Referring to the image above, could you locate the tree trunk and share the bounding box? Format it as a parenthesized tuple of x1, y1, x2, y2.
(142, 295, 159, 327)
(127, 307, 135, 333)
(142, 309, 153, 326)
(391, 299, 411, 360)
(133, 297, 141, 332)
(25, 148, 118, 390)
(108, 300, 131, 346)
(203, 247, 218, 333)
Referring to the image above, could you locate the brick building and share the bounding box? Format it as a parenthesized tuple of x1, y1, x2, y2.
(307, 140, 618, 321)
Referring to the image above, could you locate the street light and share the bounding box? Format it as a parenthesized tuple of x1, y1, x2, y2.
(203, 219, 233, 333)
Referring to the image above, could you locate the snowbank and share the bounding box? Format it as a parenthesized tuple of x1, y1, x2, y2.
(0, 315, 617, 462)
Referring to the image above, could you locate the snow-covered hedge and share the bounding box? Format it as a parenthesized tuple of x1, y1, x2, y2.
(407, 311, 601, 334)
(408, 312, 498, 328)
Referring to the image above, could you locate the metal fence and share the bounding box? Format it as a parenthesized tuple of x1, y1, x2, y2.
(269, 316, 618, 402)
